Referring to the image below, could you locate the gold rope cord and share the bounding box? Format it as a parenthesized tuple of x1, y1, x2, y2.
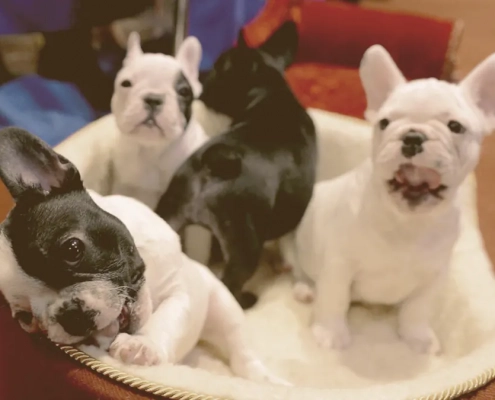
(58, 344, 495, 400)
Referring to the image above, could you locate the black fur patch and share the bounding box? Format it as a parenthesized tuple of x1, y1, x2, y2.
(174, 71, 193, 128)
(4, 190, 144, 292)
(54, 298, 98, 337)
(199, 20, 298, 120)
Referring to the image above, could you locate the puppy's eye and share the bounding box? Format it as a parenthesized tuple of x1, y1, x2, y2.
(59, 238, 85, 265)
(447, 120, 466, 134)
(121, 79, 132, 88)
(178, 86, 191, 97)
(379, 119, 390, 130)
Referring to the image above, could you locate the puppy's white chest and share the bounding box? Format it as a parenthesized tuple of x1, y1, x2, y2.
(113, 142, 165, 185)
(351, 245, 434, 304)
(349, 221, 455, 305)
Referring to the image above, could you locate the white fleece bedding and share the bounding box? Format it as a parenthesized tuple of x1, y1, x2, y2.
(54, 109, 495, 400)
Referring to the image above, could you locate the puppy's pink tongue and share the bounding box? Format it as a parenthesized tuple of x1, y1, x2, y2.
(396, 164, 441, 189)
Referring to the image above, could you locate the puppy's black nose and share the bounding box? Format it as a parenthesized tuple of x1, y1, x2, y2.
(56, 301, 97, 337)
(401, 131, 426, 158)
(143, 95, 163, 110)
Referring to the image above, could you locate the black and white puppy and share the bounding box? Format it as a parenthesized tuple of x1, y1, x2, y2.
(0, 127, 289, 384)
(0, 127, 149, 345)
(156, 21, 317, 309)
(110, 32, 207, 210)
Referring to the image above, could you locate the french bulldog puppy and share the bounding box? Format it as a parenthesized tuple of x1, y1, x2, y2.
(280, 45, 495, 355)
(110, 32, 208, 210)
(0, 127, 287, 385)
(156, 21, 317, 309)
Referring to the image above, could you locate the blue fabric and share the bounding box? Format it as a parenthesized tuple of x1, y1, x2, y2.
(0, 0, 265, 144)
(0, 75, 97, 147)
(189, 0, 265, 70)
(0, 0, 74, 34)
(0, 0, 265, 70)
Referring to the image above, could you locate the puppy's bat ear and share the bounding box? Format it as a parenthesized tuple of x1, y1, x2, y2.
(258, 20, 298, 72)
(359, 45, 406, 122)
(236, 28, 248, 49)
(124, 31, 143, 66)
(460, 53, 495, 134)
(201, 143, 243, 180)
(0, 127, 83, 202)
(176, 36, 203, 97)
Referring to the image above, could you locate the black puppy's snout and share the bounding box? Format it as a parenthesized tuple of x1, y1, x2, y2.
(55, 301, 97, 337)
(143, 95, 164, 110)
(401, 131, 426, 158)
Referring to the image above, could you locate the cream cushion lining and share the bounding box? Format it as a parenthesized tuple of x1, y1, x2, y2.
(54, 109, 495, 400)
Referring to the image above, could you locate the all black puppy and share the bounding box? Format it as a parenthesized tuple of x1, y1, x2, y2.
(156, 21, 317, 309)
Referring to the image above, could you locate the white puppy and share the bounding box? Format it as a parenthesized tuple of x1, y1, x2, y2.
(280, 45, 495, 354)
(110, 32, 208, 210)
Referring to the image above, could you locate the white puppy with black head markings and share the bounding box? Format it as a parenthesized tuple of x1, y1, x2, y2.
(110, 32, 208, 210)
(280, 45, 495, 354)
(0, 127, 287, 385)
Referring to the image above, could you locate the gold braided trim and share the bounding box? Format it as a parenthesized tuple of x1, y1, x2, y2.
(57, 344, 495, 400)
(58, 344, 227, 400)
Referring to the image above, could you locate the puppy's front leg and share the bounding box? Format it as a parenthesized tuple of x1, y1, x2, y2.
(110, 292, 190, 366)
(397, 271, 444, 355)
(214, 213, 262, 309)
(311, 257, 353, 350)
(201, 278, 290, 385)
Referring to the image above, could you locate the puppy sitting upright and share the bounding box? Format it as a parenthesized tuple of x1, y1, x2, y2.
(111, 32, 207, 209)
(156, 21, 317, 309)
(280, 45, 495, 354)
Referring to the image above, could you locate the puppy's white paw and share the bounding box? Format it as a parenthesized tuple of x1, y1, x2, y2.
(399, 325, 441, 355)
(109, 333, 165, 366)
(293, 281, 314, 303)
(311, 321, 352, 350)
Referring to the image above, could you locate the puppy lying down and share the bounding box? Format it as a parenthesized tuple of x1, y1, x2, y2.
(0, 127, 286, 385)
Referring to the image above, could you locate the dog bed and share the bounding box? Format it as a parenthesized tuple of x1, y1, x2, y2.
(54, 108, 495, 400)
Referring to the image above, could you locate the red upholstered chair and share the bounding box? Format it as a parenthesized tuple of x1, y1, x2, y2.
(242, 0, 464, 119)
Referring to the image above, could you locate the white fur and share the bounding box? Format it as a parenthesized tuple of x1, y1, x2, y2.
(280, 46, 495, 355)
(110, 32, 208, 210)
(0, 184, 287, 384)
(57, 104, 495, 400)
(85, 191, 288, 384)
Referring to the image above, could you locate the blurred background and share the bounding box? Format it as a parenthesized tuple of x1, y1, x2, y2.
(0, 0, 492, 146)
(0, 0, 494, 261)
(0, 0, 268, 146)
